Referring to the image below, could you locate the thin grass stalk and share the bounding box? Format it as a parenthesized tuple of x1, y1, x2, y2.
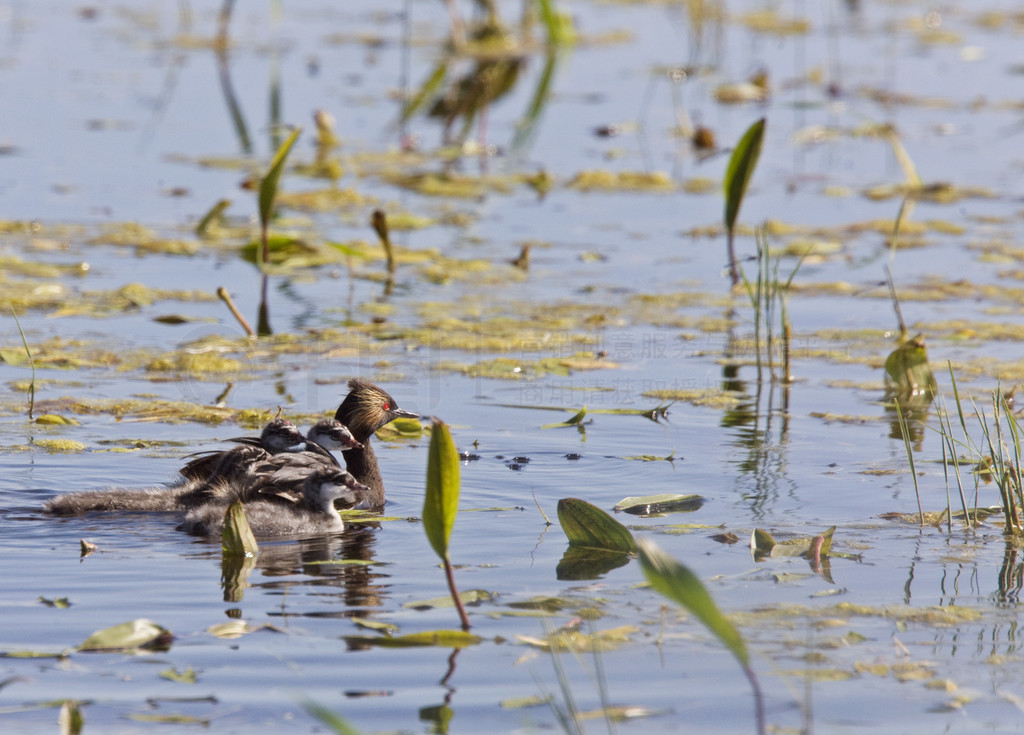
(893, 399, 923, 525)
(936, 397, 971, 530)
(977, 401, 1019, 533)
(1001, 393, 1024, 520)
(991, 396, 1019, 531)
(540, 636, 584, 735)
(8, 305, 35, 420)
(587, 622, 617, 735)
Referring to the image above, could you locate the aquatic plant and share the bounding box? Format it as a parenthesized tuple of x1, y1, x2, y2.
(723, 118, 765, 286)
(257, 127, 302, 268)
(740, 225, 805, 386)
(424, 418, 471, 630)
(7, 304, 35, 419)
(638, 538, 765, 735)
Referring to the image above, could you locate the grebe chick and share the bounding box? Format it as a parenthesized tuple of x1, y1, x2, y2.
(42, 418, 307, 516)
(178, 417, 307, 484)
(333, 378, 418, 511)
(178, 468, 368, 537)
(240, 418, 364, 505)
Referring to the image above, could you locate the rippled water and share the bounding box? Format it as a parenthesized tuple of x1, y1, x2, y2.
(4, 1, 1024, 733)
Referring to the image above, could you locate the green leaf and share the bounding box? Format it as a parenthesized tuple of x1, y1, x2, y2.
(557, 498, 636, 553)
(341, 630, 483, 648)
(423, 419, 461, 560)
(303, 701, 363, 735)
(258, 127, 302, 229)
(723, 117, 766, 232)
(613, 494, 705, 515)
(541, 405, 587, 429)
(637, 538, 748, 666)
(222, 501, 259, 557)
(78, 618, 173, 653)
(159, 666, 197, 684)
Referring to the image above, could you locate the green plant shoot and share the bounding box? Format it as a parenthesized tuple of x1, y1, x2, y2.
(723, 117, 766, 286)
(423, 418, 470, 629)
(638, 538, 764, 735)
(258, 126, 302, 265)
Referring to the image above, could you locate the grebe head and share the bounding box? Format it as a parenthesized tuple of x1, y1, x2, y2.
(260, 418, 307, 453)
(307, 417, 363, 451)
(334, 378, 418, 442)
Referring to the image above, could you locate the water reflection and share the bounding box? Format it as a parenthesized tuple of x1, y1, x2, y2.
(221, 525, 388, 616)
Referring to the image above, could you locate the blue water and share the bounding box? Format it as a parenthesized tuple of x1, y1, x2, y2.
(5, 1, 1024, 733)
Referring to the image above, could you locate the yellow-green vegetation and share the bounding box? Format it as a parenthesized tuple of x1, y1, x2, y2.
(31, 438, 87, 453)
(567, 169, 674, 192)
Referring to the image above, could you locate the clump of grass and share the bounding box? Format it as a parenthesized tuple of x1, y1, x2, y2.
(740, 225, 806, 386)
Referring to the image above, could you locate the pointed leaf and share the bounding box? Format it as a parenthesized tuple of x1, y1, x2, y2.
(751, 528, 776, 557)
(557, 498, 636, 552)
(423, 418, 461, 559)
(637, 538, 748, 666)
(78, 618, 173, 652)
(222, 501, 259, 557)
(723, 118, 766, 231)
(258, 127, 302, 228)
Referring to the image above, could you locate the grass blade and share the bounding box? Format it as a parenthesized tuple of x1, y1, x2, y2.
(723, 117, 766, 285)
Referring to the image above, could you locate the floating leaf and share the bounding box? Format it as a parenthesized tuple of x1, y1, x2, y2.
(351, 618, 400, 635)
(341, 630, 482, 649)
(751, 527, 836, 559)
(0, 650, 69, 659)
(557, 498, 636, 553)
(614, 494, 705, 515)
(159, 666, 197, 684)
(78, 618, 173, 653)
(34, 414, 79, 426)
(403, 590, 494, 610)
(206, 621, 261, 639)
(637, 538, 748, 666)
(126, 713, 210, 725)
(38, 596, 71, 609)
(541, 405, 587, 429)
(423, 419, 461, 560)
(516, 624, 638, 652)
(221, 501, 258, 557)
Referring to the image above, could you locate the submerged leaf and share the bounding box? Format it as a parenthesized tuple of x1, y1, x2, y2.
(638, 538, 748, 666)
(78, 618, 173, 653)
(423, 419, 461, 560)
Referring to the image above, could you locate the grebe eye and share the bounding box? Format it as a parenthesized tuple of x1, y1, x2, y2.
(383, 402, 390, 410)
